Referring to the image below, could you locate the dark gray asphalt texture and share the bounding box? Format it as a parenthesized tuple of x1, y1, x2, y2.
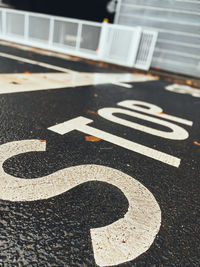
(0, 43, 199, 267)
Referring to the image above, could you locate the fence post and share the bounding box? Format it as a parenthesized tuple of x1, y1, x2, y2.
(76, 22, 82, 51)
(2, 8, 6, 36)
(98, 21, 108, 60)
(128, 26, 142, 67)
(49, 17, 54, 47)
(24, 12, 29, 41)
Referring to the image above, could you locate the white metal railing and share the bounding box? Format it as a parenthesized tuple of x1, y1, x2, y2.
(0, 8, 157, 70)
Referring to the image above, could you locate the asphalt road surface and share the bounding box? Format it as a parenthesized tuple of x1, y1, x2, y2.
(0, 43, 199, 267)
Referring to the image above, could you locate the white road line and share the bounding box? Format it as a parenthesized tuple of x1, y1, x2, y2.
(0, 139, 161, 266)
(0, 52, 76, 73)
(0, 72, 156, 94)
(112, 82, 133, 88)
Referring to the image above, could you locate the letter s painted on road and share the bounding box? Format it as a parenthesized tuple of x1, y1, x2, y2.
(0, 140, 161, 266)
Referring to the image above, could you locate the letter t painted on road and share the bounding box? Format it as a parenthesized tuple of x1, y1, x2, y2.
(48, 116, 181, 167)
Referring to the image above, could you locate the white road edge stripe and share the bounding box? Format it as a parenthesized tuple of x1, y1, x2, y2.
(0, 52, 76, 73)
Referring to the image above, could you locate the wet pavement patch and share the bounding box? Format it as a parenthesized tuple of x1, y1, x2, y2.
(0, 44, 199, 266)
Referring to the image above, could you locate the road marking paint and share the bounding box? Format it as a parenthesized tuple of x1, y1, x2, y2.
(165, 83, 200, 98)
(98, 107, 189, 140)
(0, 72, 155, 94)
(118, 100, 193, 126)
(0, 139, 161, 266)
(0, 52, 76, 73)
(112, 82, 133, 88)
(0, 40, 73, 60)
(48, 116, 181, 167)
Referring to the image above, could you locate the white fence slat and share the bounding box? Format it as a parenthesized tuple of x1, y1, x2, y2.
(0, 8, 157, 70)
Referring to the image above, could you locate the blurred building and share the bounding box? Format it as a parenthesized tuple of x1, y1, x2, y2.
(115, 0, 200, 78)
